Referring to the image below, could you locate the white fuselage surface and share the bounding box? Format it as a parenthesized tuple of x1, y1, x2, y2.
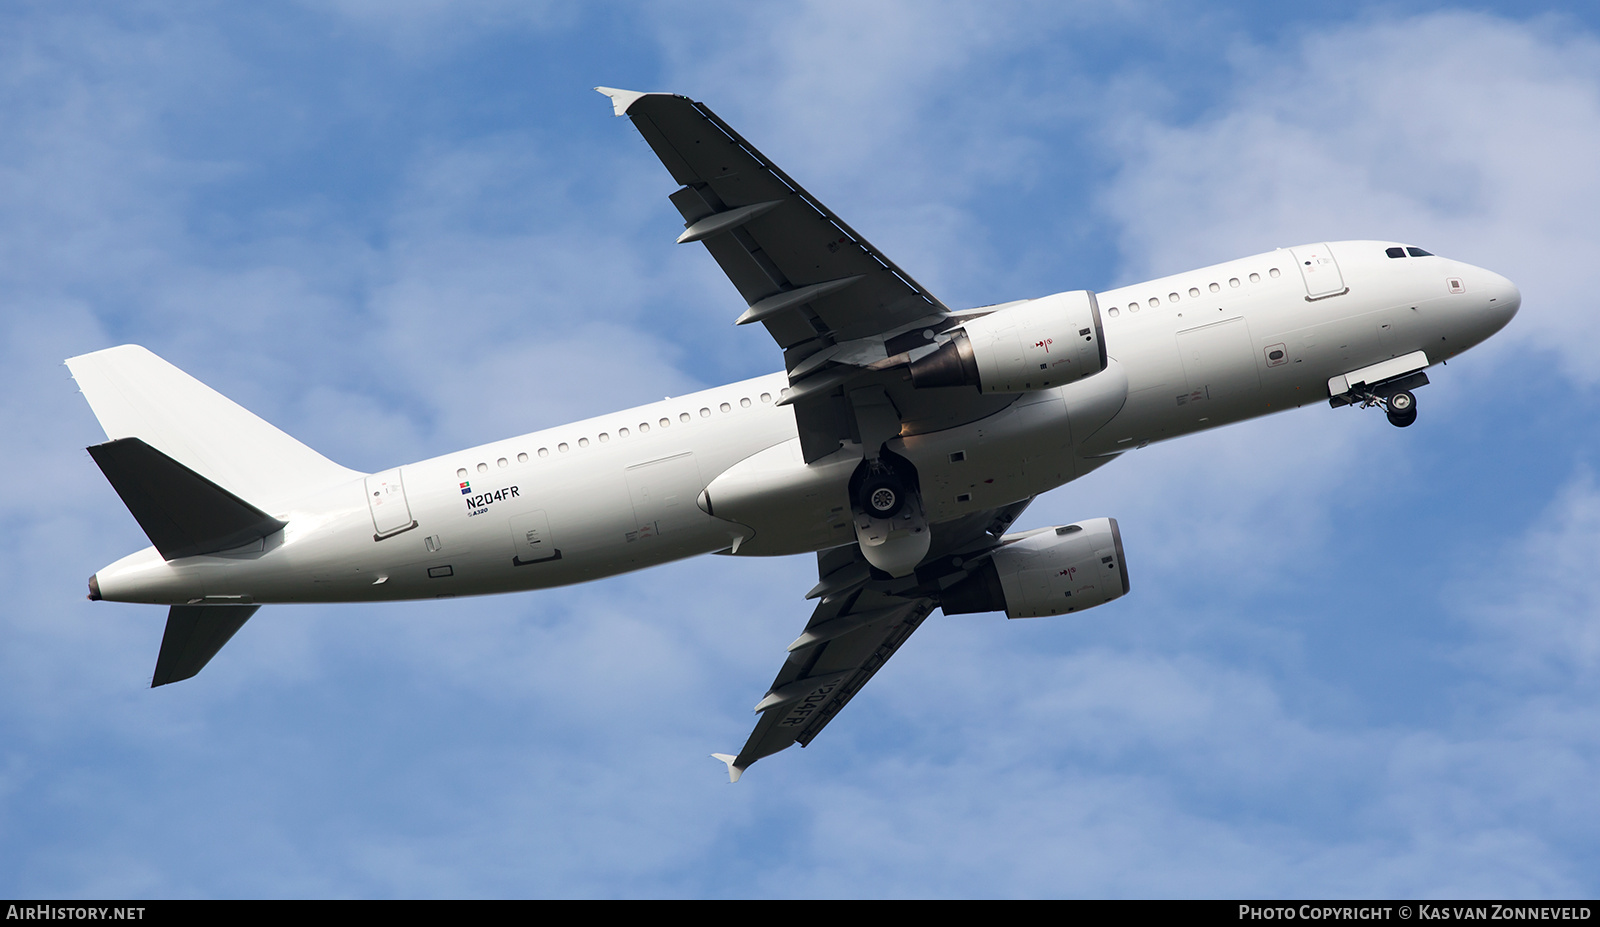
(88, 241, 1519, 607)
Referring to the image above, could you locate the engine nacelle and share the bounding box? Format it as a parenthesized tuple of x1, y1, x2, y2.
(910, 290, 1107, 393)
(941, 517, 1129, 619)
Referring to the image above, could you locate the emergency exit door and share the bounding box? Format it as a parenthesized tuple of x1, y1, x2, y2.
(365, 468, 416, 539)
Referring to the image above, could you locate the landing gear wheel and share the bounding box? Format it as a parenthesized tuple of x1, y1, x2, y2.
(858, 474, 907, 519)
(1386, 390, 1417, 427)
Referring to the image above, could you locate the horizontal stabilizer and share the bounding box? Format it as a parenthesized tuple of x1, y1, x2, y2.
(88, 437, 286, 560)
(152, 604, 259, 687)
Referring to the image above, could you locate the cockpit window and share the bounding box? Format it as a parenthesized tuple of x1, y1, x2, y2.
(1406, 247, 1433, 257)
(1385, 247, 1406, 259)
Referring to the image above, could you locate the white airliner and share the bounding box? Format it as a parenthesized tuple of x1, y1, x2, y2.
(68, 89, 1520, 781)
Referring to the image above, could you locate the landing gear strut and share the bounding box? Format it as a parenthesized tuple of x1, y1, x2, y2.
(1330, 364, 1429, 429)
(1346, 386, 1417, 427)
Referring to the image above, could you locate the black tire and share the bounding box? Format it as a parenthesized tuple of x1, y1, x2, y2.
(1387, 406, 1417, 428)
(859, 475, 906, 519)
(1388, 390, 1415, 414)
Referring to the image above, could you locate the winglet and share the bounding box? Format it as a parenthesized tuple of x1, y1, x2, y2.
(594, 87, 657, 117)
(711, 753, 744, 783)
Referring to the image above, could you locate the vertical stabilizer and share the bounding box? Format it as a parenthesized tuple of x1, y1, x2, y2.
(67, 345, 359, 511)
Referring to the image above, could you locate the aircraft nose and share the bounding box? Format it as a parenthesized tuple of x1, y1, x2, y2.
(1479, 268, 1521, 329)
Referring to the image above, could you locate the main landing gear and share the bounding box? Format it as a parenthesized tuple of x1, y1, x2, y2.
(857, 469, 909, 519)
(849, 453, 929, 577)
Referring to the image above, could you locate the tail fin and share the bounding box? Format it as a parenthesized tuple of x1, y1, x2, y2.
(66, 345, 359, 511)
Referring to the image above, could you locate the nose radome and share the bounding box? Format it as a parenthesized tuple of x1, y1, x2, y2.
(1480, 268, 1522, 323)
(1497, 273, 1522, 318)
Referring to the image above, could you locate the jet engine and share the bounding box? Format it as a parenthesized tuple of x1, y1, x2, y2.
(910, 290, 1107, 393)
(941, 517, 1129, 619)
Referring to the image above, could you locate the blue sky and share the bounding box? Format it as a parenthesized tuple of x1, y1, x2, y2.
(4, 0, 1600, 898)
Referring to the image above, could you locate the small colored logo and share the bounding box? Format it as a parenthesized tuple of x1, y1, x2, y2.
(459, 481, 471, 495)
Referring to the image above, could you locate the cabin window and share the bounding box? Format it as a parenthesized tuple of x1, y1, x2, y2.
(538, 448, 549, 458)
(1147, 297, 1160, 308)
(477, 462, 488, 473)
(1249, 273, 1260, 283)
(457, 468, 468, 479)
(497, 458, 507, 468)
(578, 437, 590, 448)
(1128, 303, 1139, 313)
(700, 407, 711, 418)
(680, 412, 691, 423)
(760, 392, 772, 403)
(1108, 307, 1119, 317)
(740, 397, 751, 408)
(599, 433, 610, 443)
(1269, 268, 1281, 278)
(1189, 287, 1200, 298)
(1209, 282, 1220, 293)
(720, 402, 731, 413)
(660, 417, 670, 428)
(1229, 277, 1240, 287)
(1168, 292, 1180, 303)
(619, 427, 630, 437)
(639, 423, 649, 433)
(558, 443, 569, 453)
(516, 453, 528, 463)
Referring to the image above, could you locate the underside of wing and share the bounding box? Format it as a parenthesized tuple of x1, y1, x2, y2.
(717, 499, 1036, 781)
(599, 88, 948, 352)
(599, 87, 1018, 465)
(724, 551, 937, 777)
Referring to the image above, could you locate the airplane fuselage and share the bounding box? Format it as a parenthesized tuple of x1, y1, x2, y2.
(89, 241, 1519, 606)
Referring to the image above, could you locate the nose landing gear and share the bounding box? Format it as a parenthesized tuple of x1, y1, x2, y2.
(1386, 389, 1417, 428)
(1329, 370, 1428, 428)
(1344, 385, 1417, 427)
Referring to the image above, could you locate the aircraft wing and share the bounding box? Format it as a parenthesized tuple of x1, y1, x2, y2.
(715, 499, 1035, 781)
(598, 88, 948, 351)
(716, 545, 937, 780)
(600, 88, 1015, 462)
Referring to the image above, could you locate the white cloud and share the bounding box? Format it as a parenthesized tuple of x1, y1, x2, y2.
(1456, 472, 1600, 680)
(1099, 11, 1600, 383)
